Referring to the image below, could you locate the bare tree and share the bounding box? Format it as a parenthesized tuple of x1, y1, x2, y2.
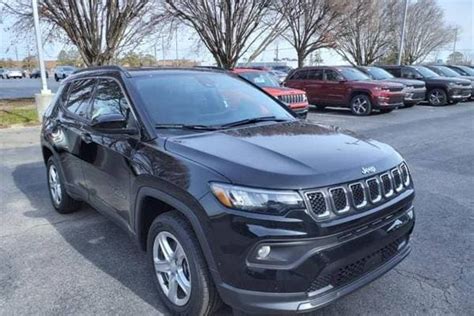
(401, 0, 456, 64)
(275, 0, 345, 68)
(335, 0, 397, 65)
(164, 0, 280, 69)
(1, 0, 165, 66)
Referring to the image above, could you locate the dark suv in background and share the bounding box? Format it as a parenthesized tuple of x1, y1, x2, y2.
(425, 65, 474, 100)
(357, 66, 426, 107)
(284, 66, 405, 115)
(380, 65, 472, 106)
(41, 66, 415, 315)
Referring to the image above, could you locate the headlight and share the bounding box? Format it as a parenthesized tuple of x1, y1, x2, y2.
(210, 182, 305, 214)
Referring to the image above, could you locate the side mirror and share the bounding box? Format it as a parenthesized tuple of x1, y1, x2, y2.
(91, 114, 138, 135)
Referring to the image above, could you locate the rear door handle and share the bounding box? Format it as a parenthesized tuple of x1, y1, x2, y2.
(81, 132, 92, 144)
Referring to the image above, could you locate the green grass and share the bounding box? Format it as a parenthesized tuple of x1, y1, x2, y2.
(0, 107, 39, 127)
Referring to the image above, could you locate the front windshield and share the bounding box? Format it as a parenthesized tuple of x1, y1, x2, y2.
(132, 72, 294, 127)
(337, 68, 370, 81)
(457, 65, 474, 76)
(365, 67, 394, 80)
(432, 66, 460, 77)
(412, 66, 439, 78)
(239, 71, 280, 88)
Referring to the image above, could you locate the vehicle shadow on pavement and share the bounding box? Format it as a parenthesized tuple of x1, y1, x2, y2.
(12, 161, 171, 314)
(11, 161, 337, 316)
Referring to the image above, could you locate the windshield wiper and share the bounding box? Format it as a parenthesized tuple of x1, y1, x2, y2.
(217, 116, 289, 128)
(155, 123, 219, 131)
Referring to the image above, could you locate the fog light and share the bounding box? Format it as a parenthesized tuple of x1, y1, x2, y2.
(407, 209, 414, 219)
(256, 245, 271, 260)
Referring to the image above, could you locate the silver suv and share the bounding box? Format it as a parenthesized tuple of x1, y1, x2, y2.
(54, 66, 76, 81)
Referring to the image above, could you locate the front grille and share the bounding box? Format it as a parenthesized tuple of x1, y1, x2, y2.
(330, 188, 349, 213)
(400, 163, 410, 186)
(307, 238, 404, 293)
(380, 173, 393, 197)
(306, 191, 328, 217)
(349, 183, 366, 208)
(367, 178, 382, 203)
(277, 94, 305, 104)
(304, 162, 411, 220)
(392, 168, 403, 192)
(389, 86, 404, 92)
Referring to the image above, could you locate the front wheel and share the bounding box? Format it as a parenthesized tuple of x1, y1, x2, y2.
(54, 74, 59, 82)
(350, 94, 372, 116)
(148, 212, 222, 315)
(428, 88, 447, 106)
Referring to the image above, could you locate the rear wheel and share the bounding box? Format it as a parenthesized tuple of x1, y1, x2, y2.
(148, 212, 222, 315)
(46, 156, 81, 213)
(54, 74, 59, 82)
(350, 94, 372, 116)
(428, 88, 447, 106)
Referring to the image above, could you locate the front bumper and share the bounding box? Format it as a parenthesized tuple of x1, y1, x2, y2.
(201, 186, 415, 314)
(219, 241, 411, 314)
(448, 87, 472, 100)
(403, 88, 426, 105)
(373, 92, 404, 109)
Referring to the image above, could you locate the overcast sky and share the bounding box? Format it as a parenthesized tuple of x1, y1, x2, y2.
(0, 0, 472, 66)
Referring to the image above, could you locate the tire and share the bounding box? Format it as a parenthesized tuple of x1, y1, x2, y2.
(380, 108, 393, 114)
(147, 211, 222, 316)
(55, 74, 59, 82)
(350, 94, 372, 116)
(46, 156, 81, 213)
(428, 88, 447, 106)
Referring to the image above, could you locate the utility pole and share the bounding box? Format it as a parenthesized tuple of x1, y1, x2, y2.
(397, 0, 408, 65)
(175, 28, 179, 65)
(32, 0, 52, 121)
(275, 42, 279, 62)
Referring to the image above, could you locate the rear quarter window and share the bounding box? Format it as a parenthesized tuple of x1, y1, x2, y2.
(64, 79, 96, 119)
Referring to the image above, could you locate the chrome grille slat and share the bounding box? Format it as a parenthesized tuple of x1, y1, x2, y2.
(366, 178, 382, 203)
(391, 168, 403, 192)
(380, 173, 394, 197)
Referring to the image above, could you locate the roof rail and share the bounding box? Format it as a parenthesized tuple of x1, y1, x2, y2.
(72, 65, 130, 77)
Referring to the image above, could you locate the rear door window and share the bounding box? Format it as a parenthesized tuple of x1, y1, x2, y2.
(289, 70, 309, 80)
(65, 79, 96, 119)
(325, 69, 343, 81)
(307, 69, 323, 80)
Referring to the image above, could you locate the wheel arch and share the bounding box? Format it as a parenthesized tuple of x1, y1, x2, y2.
(134, 186, 222, 284)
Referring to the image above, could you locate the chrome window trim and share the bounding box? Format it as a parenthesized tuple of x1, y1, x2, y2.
(349, 182, 367, 209)
(303, 190, 331, 219)
(366, 177, 382, 203)
(391, 167, 404, 192)
(329, 186, 350, 214)
(381, 172, 394, 197)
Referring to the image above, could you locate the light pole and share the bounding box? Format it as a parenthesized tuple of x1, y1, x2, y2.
(32, 0, 52, 121)
(397, 0, 409, 65)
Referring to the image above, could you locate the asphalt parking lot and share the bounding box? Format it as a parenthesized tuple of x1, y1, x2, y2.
(1, 103, 473, 315)
(0, 78, 60, 99)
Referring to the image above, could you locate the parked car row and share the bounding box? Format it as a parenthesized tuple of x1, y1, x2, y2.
(0, 65, 77, 81)
(281, 65, 472, 116)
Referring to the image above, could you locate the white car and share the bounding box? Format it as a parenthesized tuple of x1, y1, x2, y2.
(4, 69, 23, 79)
(54, 66, 77, 81)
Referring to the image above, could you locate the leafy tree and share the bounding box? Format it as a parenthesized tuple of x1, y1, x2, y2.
(447, 52, 464, 65)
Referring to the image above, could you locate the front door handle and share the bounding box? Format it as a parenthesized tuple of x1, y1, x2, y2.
(81, 132, 92, 144)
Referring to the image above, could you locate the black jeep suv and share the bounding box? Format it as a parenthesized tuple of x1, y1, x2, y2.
(41, 66, 415, 315)
(380, 65, 471, 106)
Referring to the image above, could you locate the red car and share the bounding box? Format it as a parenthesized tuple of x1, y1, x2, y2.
(284, 66, 405, 116)
(232, 68, 309, 118)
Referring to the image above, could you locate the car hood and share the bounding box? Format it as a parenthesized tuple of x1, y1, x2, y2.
(425, 77, 471, 85)
(381, 78, 425, 88)
(165, 121, 403, 189)
(262, 86, 306, 96)
(350, 80, 404, 89)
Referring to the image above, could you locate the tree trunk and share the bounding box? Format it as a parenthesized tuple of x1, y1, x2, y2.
(297, 49, 306, 68)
